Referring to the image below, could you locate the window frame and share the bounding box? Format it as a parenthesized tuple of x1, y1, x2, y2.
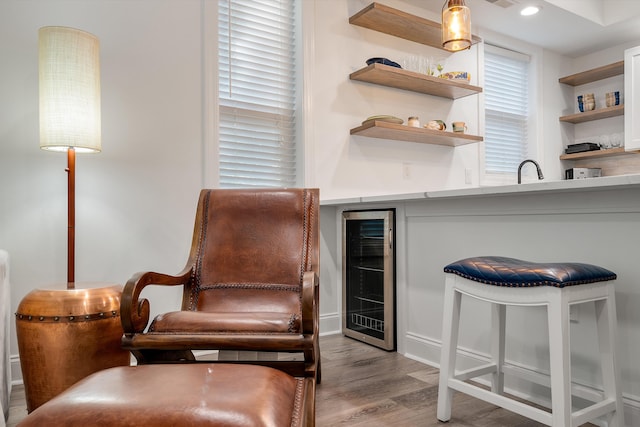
(202, 0, 307, 189)
(479, 37, 542, 186)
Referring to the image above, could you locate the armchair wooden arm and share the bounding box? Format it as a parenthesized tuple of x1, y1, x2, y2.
(120, 268, 193, 335)
(301, 271, 319, 335)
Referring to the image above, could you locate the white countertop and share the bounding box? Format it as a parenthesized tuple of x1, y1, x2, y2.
(321, 174, 640, 206)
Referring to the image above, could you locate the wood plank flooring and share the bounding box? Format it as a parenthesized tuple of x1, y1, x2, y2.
(7, 334, 595, 426)
(6, 382, 25, 427)
(316, 334, 555, 426)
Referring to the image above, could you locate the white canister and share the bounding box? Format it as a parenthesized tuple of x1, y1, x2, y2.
(408, 117, 420, 127)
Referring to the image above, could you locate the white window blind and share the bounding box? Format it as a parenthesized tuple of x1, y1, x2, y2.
(484, 45, 530, 174)
(218, 0, 297, 188)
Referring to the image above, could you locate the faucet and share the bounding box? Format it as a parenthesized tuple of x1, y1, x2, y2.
(517, 159, 544, 184)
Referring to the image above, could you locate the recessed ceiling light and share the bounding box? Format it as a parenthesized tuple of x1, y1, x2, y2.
(520, 6, 540, 16)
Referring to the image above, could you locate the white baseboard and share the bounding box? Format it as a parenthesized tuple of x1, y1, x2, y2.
(402, 332, 640, 427)
(10, 354, 21, 386)
(319, 312, 340, 336)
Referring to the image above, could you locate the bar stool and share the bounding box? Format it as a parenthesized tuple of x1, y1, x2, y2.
(437, 256, 624, 427)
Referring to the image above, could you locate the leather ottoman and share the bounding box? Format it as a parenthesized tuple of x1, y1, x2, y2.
(17, 363, 315, 427)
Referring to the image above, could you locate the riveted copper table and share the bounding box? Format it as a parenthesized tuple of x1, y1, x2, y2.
(15, 284, 130, 412)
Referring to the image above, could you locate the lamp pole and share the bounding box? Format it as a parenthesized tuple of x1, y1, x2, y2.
(66, 147, 75, 288)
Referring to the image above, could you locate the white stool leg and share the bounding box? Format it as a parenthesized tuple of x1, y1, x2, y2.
(491, 302, 506, 394)
(437, 276, 462, 422)
(547, 291, 572, 427)
(595, 285, 624, 427)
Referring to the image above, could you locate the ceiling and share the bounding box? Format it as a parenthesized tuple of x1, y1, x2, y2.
(409, 0, 640, 57)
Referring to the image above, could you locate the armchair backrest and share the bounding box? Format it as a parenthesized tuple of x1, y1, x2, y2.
(184, 188, 319, 313)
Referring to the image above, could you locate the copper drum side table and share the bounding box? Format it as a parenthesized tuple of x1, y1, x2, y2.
(15, 284, 130, 412)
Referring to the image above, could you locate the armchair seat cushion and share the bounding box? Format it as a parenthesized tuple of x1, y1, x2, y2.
(149, 311, 301, 334)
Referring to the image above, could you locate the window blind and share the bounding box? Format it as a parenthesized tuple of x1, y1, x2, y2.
(218, 0, 297, 188)
(484, 46, 530, 174)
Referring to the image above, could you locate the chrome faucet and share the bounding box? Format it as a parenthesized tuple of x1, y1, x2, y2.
(517, 159, 544, 184)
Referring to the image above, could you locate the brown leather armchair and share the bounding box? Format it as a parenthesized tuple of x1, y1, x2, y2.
(120, 188, 320, 382)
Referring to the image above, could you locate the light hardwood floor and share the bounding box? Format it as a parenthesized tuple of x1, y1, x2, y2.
(7, 334, 595, 426)
(315, 334, 560, 426)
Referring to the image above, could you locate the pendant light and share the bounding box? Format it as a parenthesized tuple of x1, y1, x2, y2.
(442, 0, 472, 52)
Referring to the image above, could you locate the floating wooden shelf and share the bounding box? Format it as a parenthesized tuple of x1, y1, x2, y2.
(559, 105, 624, 124)
(349, 2, 481, 50)
(558, 61, 624, 86)
(560, 147, 640, 160)
(350, 120, 482, 147)
(350, 63, 482, 99)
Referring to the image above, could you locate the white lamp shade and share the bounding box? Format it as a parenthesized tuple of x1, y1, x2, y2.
(39, 26, 101, 153)
(442, 0, 472, 52)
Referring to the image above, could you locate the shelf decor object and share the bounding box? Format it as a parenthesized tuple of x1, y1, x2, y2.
(15, 26, 129, 413)
(442, 0, 471, 52)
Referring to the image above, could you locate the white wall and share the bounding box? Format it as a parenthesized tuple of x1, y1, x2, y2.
(1, 0, 204, 381)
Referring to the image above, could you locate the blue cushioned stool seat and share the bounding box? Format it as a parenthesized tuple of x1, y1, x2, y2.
(444, 256, 617, 288)
(437, 256, 624, 427)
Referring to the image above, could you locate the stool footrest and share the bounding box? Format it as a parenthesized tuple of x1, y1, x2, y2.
(448, 377, 617, 427)
(448, 378, 553, 425)
(501, 364, 549, 387)
(501, 364, 606, 403)
(573, 399, 617, 426)
(457, 362, 608, 404)
(454, 363, 496, 381)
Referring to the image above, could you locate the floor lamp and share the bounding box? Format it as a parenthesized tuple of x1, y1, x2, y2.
(15, 27, 129, 413)
(38, 26, 102, 288)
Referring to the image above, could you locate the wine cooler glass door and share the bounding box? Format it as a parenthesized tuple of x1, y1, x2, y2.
(342, 210, 395, 350)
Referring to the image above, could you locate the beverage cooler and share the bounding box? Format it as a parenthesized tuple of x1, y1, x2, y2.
(342, 210, 395, 350)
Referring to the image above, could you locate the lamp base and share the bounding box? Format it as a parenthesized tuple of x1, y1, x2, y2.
(15, 284, 130, 412)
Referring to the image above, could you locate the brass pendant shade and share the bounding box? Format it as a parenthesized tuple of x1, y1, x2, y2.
(442, 0, 472, 52)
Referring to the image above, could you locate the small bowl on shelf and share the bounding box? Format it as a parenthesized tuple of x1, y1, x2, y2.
(425, 120, 446, 130)
(366, 57, 402, 68)
(361, 115, 404, 126)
